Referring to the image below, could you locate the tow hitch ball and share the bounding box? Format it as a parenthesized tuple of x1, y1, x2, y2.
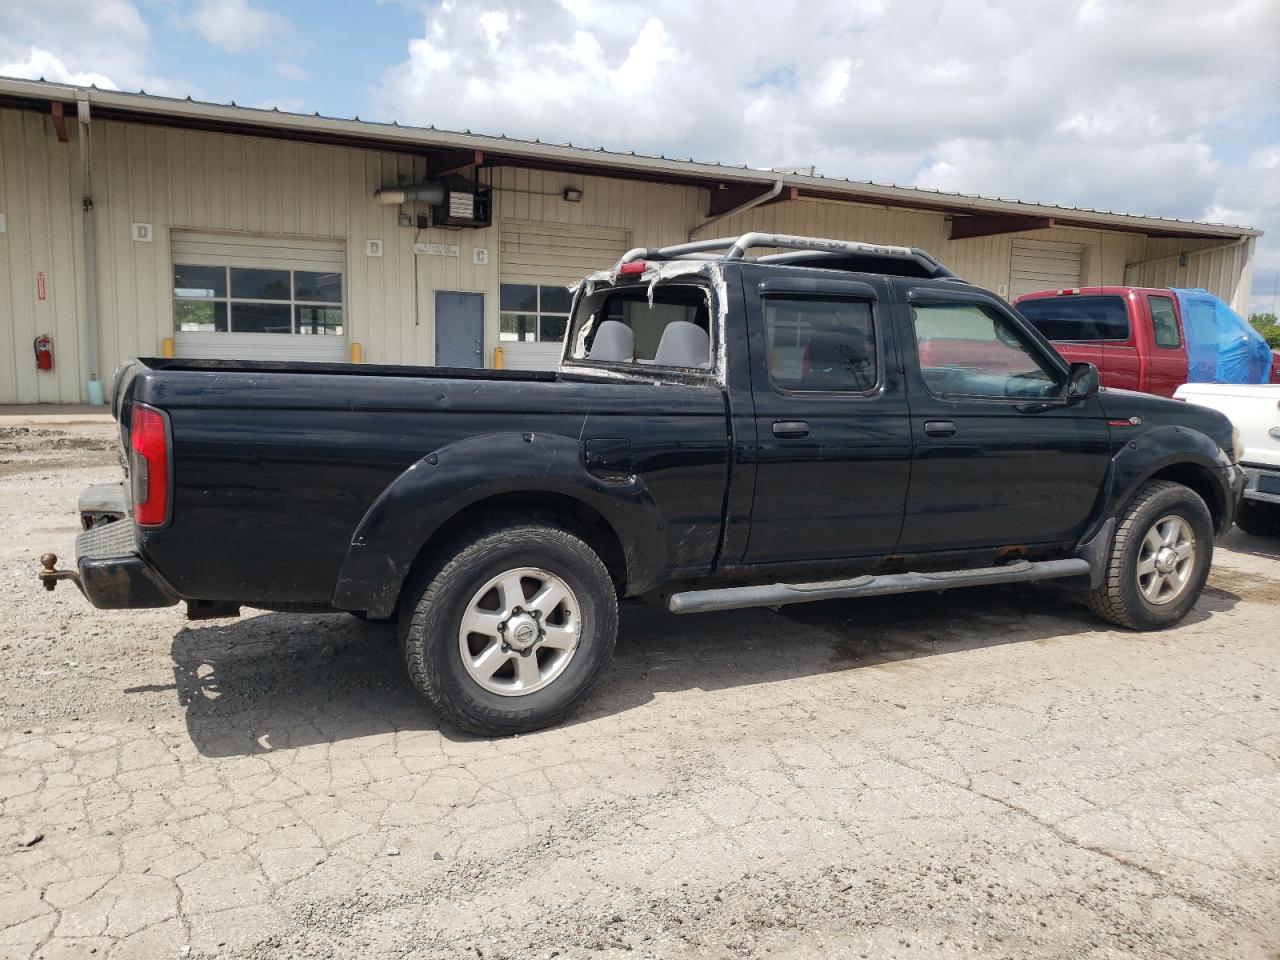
(39, 553, 82, 594)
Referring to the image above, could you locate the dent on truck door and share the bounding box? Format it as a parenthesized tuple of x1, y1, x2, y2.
(899, 290, 1111, 552)
(740, 276, 911, 564)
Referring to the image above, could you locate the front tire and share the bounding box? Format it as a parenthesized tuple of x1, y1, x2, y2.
(401, 523, 618, 735)
(1086, 480, 1214, 630)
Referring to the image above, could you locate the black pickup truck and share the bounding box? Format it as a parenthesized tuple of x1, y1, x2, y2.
(42, 233, 1246, 734)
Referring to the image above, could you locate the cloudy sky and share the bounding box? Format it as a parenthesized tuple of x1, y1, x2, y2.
(2, 0, 1277, 311)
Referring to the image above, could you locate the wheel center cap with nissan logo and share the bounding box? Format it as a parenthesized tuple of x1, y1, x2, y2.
(509, 618, 538, 650)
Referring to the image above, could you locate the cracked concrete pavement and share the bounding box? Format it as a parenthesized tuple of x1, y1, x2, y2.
(2, 421, 1279, 959)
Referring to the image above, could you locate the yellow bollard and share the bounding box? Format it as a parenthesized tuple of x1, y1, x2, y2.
(493, 345, 504, 369)
(350, 342, 363, 364)
(161, 337, 175, 358)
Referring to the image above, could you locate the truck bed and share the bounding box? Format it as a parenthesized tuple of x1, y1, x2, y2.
(117, 356, 731, 607)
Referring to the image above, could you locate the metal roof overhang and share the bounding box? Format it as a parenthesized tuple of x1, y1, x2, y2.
(0, 76, 1260, 242)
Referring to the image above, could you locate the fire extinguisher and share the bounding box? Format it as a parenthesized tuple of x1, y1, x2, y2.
(34, 335, 53, 371)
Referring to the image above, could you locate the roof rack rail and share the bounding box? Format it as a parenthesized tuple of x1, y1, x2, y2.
(616, 232, 955, 279)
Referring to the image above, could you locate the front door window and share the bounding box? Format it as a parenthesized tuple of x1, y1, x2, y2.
(912, 301, 1059, 400)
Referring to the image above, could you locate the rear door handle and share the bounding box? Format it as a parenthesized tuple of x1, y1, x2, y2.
(772, 420, 810, 438)
(923, 420, 957, 437)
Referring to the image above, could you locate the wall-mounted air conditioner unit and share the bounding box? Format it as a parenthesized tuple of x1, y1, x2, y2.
(432, 175, 492, 229)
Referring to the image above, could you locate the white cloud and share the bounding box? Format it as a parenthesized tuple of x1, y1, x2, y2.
(478, 10, 510, 52)
(1206, 145, 1280, 314)
(0, 47, 118, 89)
(376, 0, 1280, 307)
(0, 0, 161, 91)
(192, 0, 292, 53)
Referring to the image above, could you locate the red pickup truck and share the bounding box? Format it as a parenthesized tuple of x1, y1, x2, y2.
(1015, 286, 1279, 398)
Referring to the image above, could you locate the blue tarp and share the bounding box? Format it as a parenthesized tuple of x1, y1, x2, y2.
(1173, 288, 1272, 384)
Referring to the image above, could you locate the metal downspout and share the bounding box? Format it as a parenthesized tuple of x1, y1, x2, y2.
(77, 93, 104, 404)
(688, 178, 785, 241)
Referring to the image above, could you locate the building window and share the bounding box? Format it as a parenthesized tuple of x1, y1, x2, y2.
(173, 265, 344, 335)
(500, 283, 571, 343)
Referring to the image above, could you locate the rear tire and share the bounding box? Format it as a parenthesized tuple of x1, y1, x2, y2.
(1086, 480, 1213, 630)
(401, 523, 618, 735)
(1235, 500, 1280, 537)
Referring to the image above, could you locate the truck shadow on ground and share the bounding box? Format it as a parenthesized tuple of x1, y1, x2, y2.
(170, 576, 1243, 758)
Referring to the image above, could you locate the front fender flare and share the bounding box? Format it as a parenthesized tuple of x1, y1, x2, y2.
(1089, 424, 1235, 537)
(332, 432, 667, 617)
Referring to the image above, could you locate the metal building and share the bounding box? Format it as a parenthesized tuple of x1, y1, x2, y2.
(0, 76, 1262, 404)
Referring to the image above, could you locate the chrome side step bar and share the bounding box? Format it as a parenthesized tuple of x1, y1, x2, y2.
(667, 558, 1091, 615)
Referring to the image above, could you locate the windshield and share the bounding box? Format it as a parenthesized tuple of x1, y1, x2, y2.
(567, 283, 713, 370)
(1017, 295, 1130, 342)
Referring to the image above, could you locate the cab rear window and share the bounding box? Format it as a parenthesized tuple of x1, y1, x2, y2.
(1017, 295, 1130, 342)
(568, 284, 713, 370)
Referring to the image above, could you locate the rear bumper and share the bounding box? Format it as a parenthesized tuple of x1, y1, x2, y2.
(72, 520, 178, 608)
(1241, 463, 1280, 505)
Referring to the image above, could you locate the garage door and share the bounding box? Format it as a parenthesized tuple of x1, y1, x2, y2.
(499, 220, 631, 370)
(171, 232, 347, 362)
(1009, 238, 1083, 300)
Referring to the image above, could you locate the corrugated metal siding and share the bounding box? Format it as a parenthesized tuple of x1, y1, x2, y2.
(1125, 237, 1254, 313)
(0, 106, 1254, 403)
(0, 109, 88, 403)
(67, 121, 699, 385)
(715, 198, 1148, 299)
(0, 112, 691, 399)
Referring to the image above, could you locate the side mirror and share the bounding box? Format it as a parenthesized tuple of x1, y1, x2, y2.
(1066, 361, 1100, 403)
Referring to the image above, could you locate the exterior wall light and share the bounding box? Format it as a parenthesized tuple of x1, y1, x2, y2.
(563, 187, 584, 203)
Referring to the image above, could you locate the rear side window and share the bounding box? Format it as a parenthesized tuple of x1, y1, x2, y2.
(1017, 295, 1130, 341)
(763, 297, 878, 392)
(569, 284, 712, 369)
(1148, 296, 1181, 348)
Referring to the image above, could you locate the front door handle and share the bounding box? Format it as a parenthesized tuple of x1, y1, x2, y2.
(772, 420, 810, 438)
(923, 420, 957, 437)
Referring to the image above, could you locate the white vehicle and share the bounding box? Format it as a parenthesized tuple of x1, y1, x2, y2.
(1175, 382, 1280, 535)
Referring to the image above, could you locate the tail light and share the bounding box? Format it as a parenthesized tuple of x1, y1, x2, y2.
(129, 402, 171, 526)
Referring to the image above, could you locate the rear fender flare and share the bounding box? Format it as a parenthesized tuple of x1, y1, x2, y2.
(332, 432, 666, 617)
